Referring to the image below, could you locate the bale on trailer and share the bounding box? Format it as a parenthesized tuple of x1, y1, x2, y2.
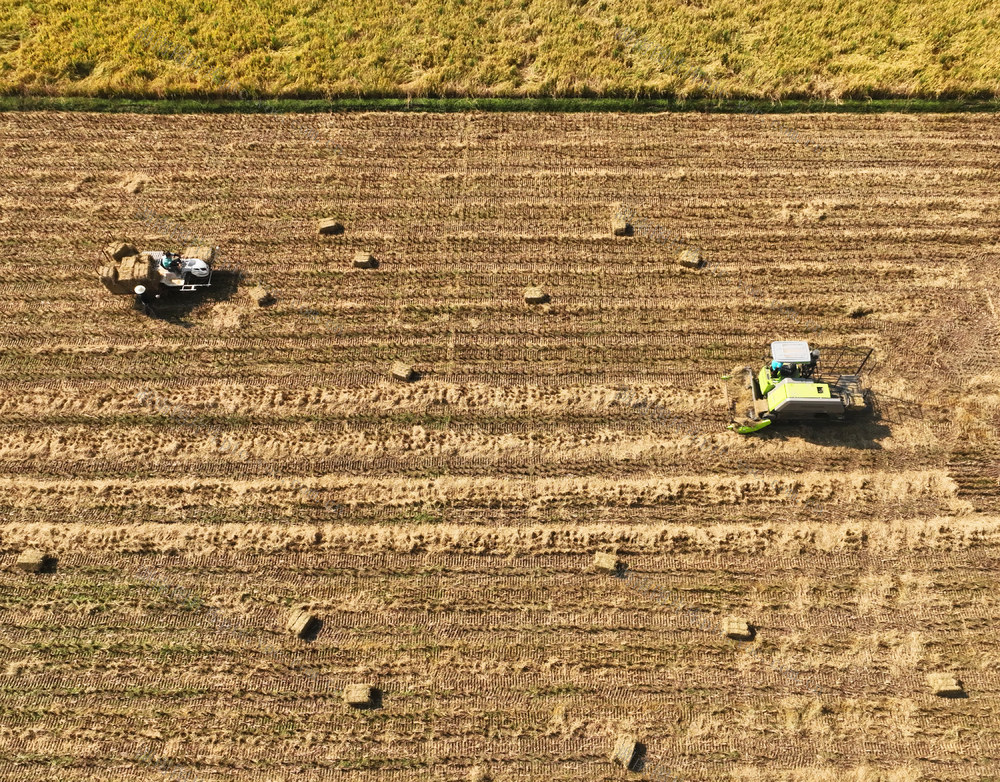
(16, 549, 52, 574)
(183, 246, 215, 263)
(722, 616, 753, 641)
(353, 251, 377, 269)
(927, 672, 965, 698)
(391, 361, 415, 382)
(287, 608, 320, 639)
(98, 264, 132, 295)
(118, 254, 153, 285)
(318, 218, 345, 236)
(524, 287, 549, 305)
(343, 683, 378, 708)
(593, 551, 621, 574)
(104, 242, 138, 261)
(611, 202, 631, 237)
(610, 734, 639, 770)
(678, 248, 704, 269)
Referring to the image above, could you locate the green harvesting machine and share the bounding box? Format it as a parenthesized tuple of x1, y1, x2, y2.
(725, 341, 873, 434)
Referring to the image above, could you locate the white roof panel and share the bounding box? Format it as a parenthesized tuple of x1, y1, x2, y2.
(771, 340, 812, 362)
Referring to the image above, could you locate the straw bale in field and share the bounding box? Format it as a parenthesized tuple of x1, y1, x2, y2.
(353, 251, 376, 269)
(318, 218, 344, 235)
(391, 361, 414, 381)
(593, 551, 621, 574)
(722, 616, 753, 641)
(611, 202, 631, 236)
(287, 608, 319, 639)
(343, 683, 377, 708)
(678, 248, 703, 269)
(16, 549, 52, 573)
(610, 734, 639, 769)
(926, 672, 965, 698)
(524, 287, 549, 305)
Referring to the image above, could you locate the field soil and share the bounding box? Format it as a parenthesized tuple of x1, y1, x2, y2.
(0, 110, 998, 780)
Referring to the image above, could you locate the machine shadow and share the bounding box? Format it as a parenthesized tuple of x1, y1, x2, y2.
(147, 269, 244, 324)
(752, 406, 891, 449)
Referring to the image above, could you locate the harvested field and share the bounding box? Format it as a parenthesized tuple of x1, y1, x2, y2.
(0, 110, 999, 780)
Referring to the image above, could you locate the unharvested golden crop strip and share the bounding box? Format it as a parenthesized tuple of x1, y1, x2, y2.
(1, 512, 994, 558)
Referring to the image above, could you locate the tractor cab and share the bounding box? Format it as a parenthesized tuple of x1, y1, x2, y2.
(755, 341, 844, 420)
(759, 340, 819, 390)
(150, 251, 213, 291)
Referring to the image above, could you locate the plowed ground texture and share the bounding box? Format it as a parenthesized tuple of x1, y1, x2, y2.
(0, 110, 999, 781)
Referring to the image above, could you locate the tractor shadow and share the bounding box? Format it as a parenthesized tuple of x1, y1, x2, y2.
(866, 390, 926, 427)
(751, 406, 892, 450)
(144, 269, 244, 326)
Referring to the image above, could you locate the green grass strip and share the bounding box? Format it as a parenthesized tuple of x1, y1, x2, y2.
(1, 95, 998, 115)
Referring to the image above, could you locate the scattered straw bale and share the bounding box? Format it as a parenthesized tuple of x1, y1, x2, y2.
(105, 242, 138, 261)
(610, 734, 639, 769)
(391, 361, 414, 381)
(343, 683, 377, 708)
(121, 174, 150, 194)
(802, 201, 828, 221)
(287, 608, 319, 639)
(353, 251, 376, 269)
(780, 200, 830, 224)
(524, 287, 549, 305)
(68, 174, 95, 193)
(318, 218, 345, 236)
(678, 248, 704, 269)
(182, 246, 215, 263)
(16, 549, 51, 574)
(593, 551, 621, 574)
(721, 616, 753, 641)
(248, 285, 275, 307)
(926, 672, 965, 698)
(469, 767, 492, 782)
(610, 201, 631, 237)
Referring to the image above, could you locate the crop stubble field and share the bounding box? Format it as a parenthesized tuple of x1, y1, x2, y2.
(0, 110, 999, 780)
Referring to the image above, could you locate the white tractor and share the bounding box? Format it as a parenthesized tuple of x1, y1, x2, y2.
(99, 242, 215, 298)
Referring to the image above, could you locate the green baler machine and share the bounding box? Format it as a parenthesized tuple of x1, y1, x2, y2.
(726, 341, 872, 434)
